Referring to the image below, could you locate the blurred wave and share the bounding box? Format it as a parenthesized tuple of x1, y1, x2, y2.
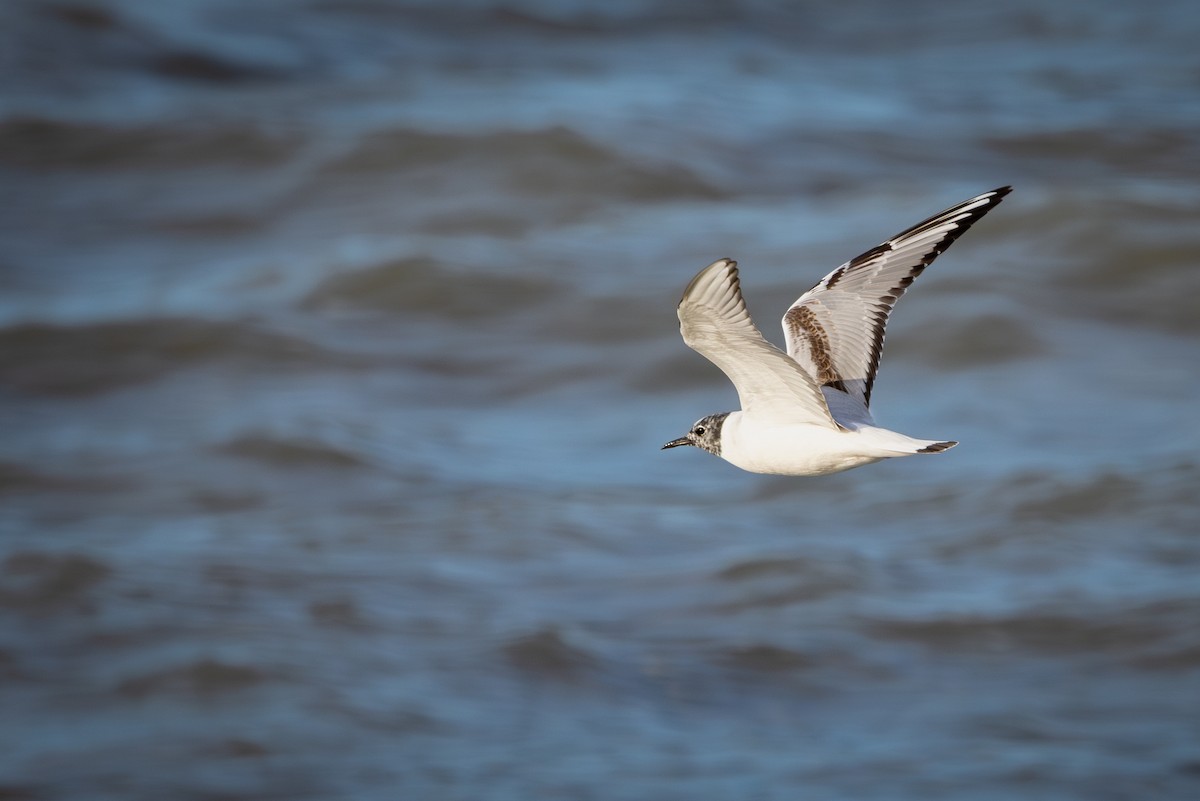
(1, 0, 1199, 800)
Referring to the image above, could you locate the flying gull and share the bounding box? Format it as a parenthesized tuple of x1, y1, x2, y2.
(663, 187, 1011, 476)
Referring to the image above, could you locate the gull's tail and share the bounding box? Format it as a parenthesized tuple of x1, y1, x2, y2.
(915, 440, 958, 454)
(859, 427, 958, 457)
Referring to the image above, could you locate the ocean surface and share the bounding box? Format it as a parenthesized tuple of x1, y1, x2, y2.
(2, 1, 1199, 799)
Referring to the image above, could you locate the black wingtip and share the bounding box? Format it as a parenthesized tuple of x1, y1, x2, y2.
(969, 186, 1012, 213)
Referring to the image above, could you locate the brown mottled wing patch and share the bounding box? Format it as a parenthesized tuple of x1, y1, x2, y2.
(677, 259, 837, 428)
(783, 305, 846, 392)
(783, 187, 1010, 416)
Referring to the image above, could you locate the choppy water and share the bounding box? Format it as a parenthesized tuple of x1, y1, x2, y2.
(2, 1, 1199, 799)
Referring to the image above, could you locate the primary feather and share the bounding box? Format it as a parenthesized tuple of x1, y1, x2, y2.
(782, 187, 1011, 425)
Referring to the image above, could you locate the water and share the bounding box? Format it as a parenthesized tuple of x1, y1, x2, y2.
(2, 1, 1199, 799)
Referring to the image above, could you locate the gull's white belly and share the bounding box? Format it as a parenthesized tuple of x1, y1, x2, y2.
(718, 412, 912, 476)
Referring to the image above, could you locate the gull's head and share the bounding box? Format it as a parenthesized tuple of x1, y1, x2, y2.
(662, 412, 728, 456)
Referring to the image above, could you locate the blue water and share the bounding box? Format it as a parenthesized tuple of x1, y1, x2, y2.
(1, 1, 1199, 799)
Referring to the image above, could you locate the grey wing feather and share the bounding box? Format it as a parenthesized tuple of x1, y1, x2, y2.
(783, 187, 1011, 420)
(679, 258, 837, 428)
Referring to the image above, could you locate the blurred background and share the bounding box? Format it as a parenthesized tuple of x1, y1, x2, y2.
(1, 1, 1198, 799)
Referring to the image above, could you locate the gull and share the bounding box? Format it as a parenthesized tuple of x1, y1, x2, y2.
(662, 187, 1011, 476)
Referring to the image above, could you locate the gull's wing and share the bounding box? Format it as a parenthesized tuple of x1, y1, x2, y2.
(679, 258, 837, 427)
(783, 187, 1011, 419)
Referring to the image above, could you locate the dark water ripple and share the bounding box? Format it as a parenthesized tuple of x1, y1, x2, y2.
(0, 318, 349, 396)
(321, 126, 725, 203)
(0, 117, 303, 170)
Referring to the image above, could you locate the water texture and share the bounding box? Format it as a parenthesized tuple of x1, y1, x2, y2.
(1, 1, 1198, 799)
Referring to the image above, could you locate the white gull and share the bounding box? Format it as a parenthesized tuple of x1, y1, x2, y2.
(663, 187, 1011, 476)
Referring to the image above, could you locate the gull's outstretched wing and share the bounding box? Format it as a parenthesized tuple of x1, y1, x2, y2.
(679, 258, 837, 427)
(783, 187, 1011, 421)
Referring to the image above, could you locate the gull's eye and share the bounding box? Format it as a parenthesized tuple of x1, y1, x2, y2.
(694, 426, 706, 436)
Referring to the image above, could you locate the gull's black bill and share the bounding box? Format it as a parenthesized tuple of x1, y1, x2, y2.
(662, 436, 692, 450)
